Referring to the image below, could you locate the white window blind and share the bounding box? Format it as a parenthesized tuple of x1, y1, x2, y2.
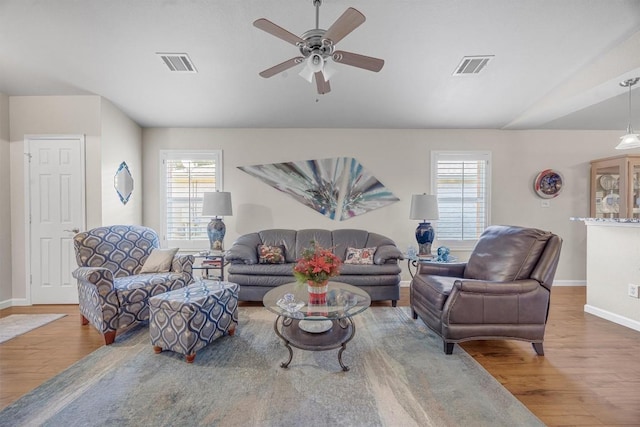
(431, 151, 491, 242)
(160, 151, 222, 247)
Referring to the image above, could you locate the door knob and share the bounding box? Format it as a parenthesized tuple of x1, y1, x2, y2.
(65, 228, 80, 233)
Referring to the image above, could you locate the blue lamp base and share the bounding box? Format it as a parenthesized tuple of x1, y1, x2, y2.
(207, 218, 226, 251)
(415, 221, 435, 256)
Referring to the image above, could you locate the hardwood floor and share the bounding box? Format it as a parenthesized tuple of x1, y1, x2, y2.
(1, 286, 639, 426)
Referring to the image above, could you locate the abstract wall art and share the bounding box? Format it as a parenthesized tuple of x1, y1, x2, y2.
(238, 157, 399, 220)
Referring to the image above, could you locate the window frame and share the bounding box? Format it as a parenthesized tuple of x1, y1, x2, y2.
(430, 150, 491, 250)
(159, 150, 223, 249)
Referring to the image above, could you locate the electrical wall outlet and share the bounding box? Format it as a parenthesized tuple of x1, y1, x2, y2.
(629, 284, 639, 298)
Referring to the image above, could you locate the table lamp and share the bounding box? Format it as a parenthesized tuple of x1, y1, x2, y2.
(202, 191, 232, 251)
(409, 194, 439, 257)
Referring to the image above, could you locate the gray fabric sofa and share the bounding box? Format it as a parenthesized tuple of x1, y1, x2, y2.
(226, 229, 403, 305)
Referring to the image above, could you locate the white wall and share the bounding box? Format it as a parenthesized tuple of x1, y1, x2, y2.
(7, 95, 142, 303)
(0, 93, 11, 306)
(9, 96, 102, 301)
(100, 98, 142, 225)
(585, 222, 640, 331)
(142, 127, 621, 282)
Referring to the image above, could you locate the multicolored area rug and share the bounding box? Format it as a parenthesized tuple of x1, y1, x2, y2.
(0, 314, 66, 344)
(0, 307, 543, 427)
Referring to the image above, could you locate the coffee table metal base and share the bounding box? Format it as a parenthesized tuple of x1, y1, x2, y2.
(273, 315, 355, 371)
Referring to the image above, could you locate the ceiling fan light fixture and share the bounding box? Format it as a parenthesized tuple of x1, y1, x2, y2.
(322, 61, 337, 81)
(299, 63, 315, 83)
(309, 53, 324, 72)
(616, 77, 640, 149)
(299, 53, 326, 83)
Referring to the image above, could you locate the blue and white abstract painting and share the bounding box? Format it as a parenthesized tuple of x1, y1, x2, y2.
(238, 157, 398, 220)
(340, 157, 399, 220)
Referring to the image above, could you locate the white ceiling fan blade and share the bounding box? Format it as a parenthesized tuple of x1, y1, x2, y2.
(253, 18, 304, 46)
(332, 50, 384, 72)
(315, 72, 331, 95)
(323, 8, 365, 45)
(259, 57, 304, 78)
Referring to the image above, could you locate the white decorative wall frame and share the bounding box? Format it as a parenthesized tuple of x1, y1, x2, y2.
(114, 161, 134, 205)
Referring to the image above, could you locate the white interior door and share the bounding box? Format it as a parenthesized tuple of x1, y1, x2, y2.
(28, 136, 85, 304)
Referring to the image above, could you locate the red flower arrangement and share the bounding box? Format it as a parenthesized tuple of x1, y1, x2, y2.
(293, 241, 342, 286)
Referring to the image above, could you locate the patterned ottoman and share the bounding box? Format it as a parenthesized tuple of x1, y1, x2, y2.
(149, 280, 238, 363)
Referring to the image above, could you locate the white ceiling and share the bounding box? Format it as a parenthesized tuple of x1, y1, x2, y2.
(1, 0, 640, 130)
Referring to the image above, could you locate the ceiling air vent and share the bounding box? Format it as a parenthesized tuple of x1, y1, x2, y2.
(453, 55, 493, 76)
(157, 53, 197, 73)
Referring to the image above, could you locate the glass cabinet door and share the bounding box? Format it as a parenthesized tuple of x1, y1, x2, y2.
(630, 160, 640, 218)
(591, 155, 640, 218)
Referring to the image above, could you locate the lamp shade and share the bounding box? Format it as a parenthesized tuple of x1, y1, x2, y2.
(409, 194, 439, 221)
(615, 132, 640, 150)
(202, 191, 232, 217)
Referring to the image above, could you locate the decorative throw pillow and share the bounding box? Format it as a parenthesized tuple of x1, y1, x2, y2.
(258, 244, 286, 264)
(140, 248, 179, 273)
(344, 247, 377, 265)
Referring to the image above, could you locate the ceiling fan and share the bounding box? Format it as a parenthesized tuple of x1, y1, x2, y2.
(253, 0, 385, 95)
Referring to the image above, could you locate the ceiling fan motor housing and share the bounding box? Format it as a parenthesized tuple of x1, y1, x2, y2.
(299, 29, 334, 60)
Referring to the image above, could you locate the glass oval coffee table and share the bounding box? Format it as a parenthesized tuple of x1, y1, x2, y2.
(263, 281, 371, 371)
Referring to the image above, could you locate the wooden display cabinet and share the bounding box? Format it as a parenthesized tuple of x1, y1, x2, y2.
(590, 154, 640, 218)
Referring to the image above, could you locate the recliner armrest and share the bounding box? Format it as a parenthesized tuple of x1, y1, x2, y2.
(454, 279, 541, 294)
(417, 262, 466, 277)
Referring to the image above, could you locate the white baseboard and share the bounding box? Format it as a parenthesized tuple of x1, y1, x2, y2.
(553, 280, 586, 287)
(0, 298, 29, 309)
(584, 304, 640, 332)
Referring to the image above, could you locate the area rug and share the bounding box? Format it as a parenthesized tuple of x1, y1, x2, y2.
(0, 314, 66, 344)
(0, 307, 543, 427)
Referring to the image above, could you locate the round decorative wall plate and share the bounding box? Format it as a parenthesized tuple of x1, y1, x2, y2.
(534, 169, 564, 199)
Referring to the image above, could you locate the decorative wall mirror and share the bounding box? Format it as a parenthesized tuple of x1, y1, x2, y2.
(114, 161, 134, 205)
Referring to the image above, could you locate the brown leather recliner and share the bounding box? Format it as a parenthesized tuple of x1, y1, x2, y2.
(410, 225, 562, 355)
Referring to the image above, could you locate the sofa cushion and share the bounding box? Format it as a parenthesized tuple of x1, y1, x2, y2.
(140, 248, 178, 273)
(332, 229, 370, 260)
(114, 272, 189, 307)
(464, 225, 553, 282)
(296, 229, 334, 261)
(344, 247, 376, 265)
(258, 244, 286, 264)
(339, 263, 401, 275)
(228, 263, 294, 276)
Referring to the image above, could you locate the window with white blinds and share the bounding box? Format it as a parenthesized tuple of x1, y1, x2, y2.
(160, 150, 222, 248)
(431, 151, 491, 244)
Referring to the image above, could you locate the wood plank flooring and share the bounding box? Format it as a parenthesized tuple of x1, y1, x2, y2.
(1, 286, 639, 426)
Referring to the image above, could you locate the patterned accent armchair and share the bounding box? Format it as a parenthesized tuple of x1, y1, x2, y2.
(72, 225, 194, 345)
